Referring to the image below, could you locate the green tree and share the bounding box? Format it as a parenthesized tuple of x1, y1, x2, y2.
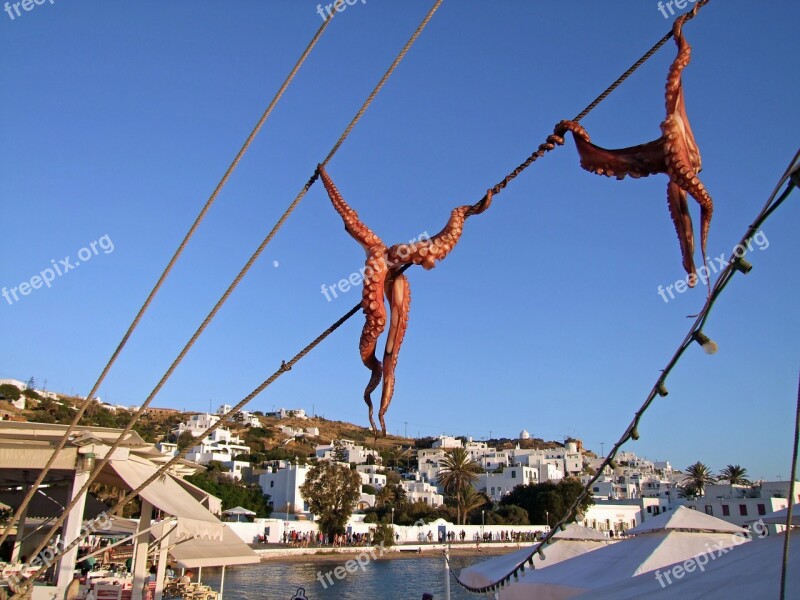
(683, 462, 716, 496)
(719, 464, 750, 486)
(501, 479, 593, 526)
(437, 447, 482, 525)
(475, 504, 530, 526)
(375, 485, 395, 508)
(300, 461, 361, 537)
(0, 384, 21, 402)
(185, 469, 271, 518)
(370, 522, 395, 547)
(332, 441, 348, 463)
(177, 431, 197, 452)
(457, 487, 488, 524)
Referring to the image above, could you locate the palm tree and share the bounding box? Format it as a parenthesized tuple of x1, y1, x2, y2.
(719, 464, 751, 486)
(683, 461, 716, 496)
(457, 487, 487, 524)
(437, 447, 482, 524)
(375, 485, 395, 508)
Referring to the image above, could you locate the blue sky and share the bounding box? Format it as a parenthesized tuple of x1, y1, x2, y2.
(1, 1, 798, 481)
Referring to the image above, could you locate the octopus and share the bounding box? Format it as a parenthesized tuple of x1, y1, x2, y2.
(317, 164, 491, 435)
(555, 12, 713, 290)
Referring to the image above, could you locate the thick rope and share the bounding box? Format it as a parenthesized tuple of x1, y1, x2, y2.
(780, 371, 800, 600)
(0, 13, 335, 551)
(11, 2, 444, 594)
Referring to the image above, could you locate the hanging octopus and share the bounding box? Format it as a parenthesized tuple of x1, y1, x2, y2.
(555, 12, 713, 289)
(317, 164, 491, 435)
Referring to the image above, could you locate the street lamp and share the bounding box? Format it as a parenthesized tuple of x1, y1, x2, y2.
(481, 510, 485, 540)
(545, 510, 549, 529)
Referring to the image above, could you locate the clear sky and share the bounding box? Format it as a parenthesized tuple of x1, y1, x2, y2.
(1, 1, 798, 481)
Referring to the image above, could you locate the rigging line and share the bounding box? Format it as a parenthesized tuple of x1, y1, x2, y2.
(11, 2, 444, 593)
(779, 371, 800, 600)
(0, 13, 335, 550)
(448, 149, 799, 594)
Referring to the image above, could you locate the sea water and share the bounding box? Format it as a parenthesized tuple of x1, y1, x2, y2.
(201, 554, 486, 600)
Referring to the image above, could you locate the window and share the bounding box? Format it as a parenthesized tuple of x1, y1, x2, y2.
(739, 505, 748, 516)
(704, 505, 713, 515)
(758, 504, 766, 516)
(722, 505, 730, 516)
(647, 506, 652, 513)
(593, 487, 600, 493)
(270, 481, 274, 488)
(511, 471, 517, 479)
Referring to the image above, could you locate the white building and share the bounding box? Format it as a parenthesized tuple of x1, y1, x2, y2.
(173, 412, 221, 437)
(217, 404, 262, 428)
(184, 428, 251, 480)
(478, 466, 540, 501)
(481, 450, 510, 472)
(156, 442, 178, 457)
(172, 412, 251, 480)
(259, 462, 311, 516)
(678, 481, 800, 526)
(431, 436, 463, 449)
(265, 408, 308, 420)
(402, 479, 444, 506)
(315, 440, 379, 465)
(356, 465, 387, 490)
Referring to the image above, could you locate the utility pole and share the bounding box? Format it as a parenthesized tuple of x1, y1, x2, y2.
(404, 421, 408, 438)
(600, 442, 605, 458)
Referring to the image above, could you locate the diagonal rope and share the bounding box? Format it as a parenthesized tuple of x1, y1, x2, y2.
(0, 13, 335, 551)
(448, 147, 799, 595)
(11, 2, 445, 594)
(780, 370, 800, 600)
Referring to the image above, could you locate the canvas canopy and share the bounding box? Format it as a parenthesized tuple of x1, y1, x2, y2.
(577, 529, 799, 599)
(475, 508, 750, 599)
(103, 456, 222, 541)
(168, 525, 260, 568)
(627, 505, 746, 535)
(459, 523, 613, 590)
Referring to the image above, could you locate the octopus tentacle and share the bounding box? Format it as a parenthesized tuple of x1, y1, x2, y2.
(388, 190, 493, 270)
(666, 181, 696, 286)
(378, 272, 411, 435)
(556, 120, 665, 180)
(318, 165, 384, 251)
(359, 250, 389, 433)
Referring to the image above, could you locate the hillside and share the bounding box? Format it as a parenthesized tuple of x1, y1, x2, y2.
(0, 382, 578, 461)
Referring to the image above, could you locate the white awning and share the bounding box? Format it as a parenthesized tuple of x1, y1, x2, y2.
(104, 457, 222, 541)
(168, 525, 260, 568)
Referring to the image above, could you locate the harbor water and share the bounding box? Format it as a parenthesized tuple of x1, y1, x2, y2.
(201, 554, 486, 600)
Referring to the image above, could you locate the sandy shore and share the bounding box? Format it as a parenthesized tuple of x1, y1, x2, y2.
(254, 543, 530, 562)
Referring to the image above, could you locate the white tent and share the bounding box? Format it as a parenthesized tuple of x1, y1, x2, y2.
(469, 507, 749, 600)
(577, 529, 799, 599)
(459, 523, 613, 590)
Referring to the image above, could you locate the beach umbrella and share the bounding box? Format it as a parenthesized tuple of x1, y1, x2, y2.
(222, 506, 256, 522)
